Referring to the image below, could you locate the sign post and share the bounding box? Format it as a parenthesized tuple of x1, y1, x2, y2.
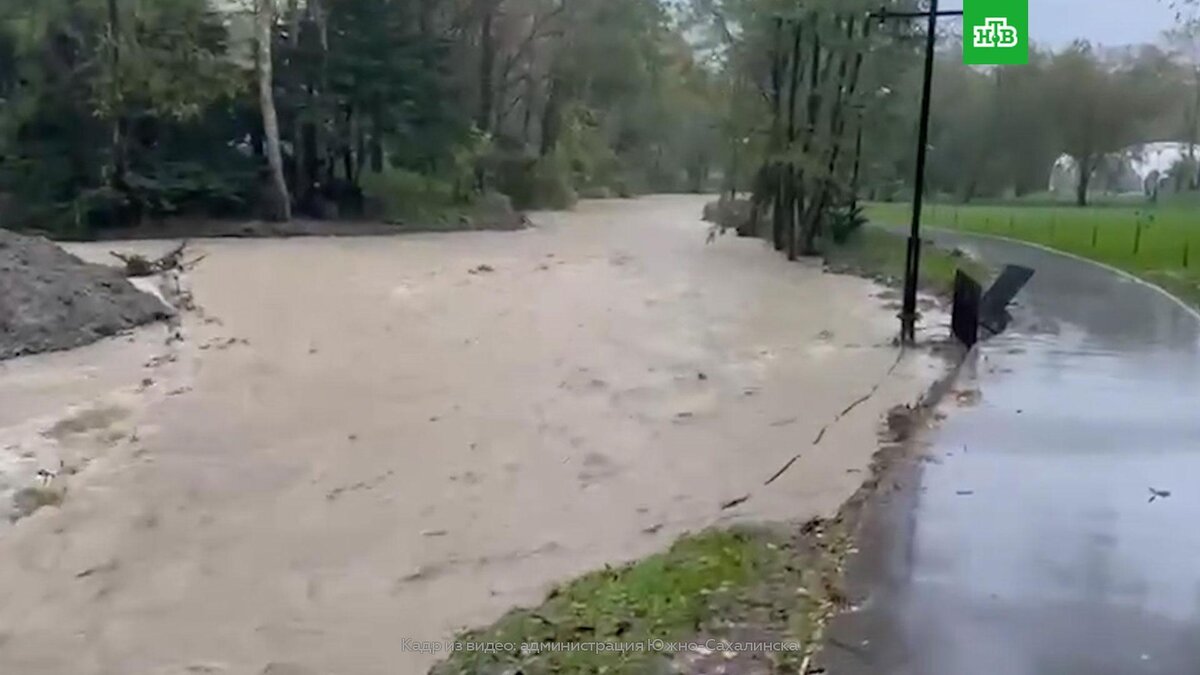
(871, 2, 963, 344)
(872, 0, 1028, 343)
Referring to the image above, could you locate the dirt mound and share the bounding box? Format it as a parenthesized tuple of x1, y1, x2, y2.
(0, 229, 170, 360)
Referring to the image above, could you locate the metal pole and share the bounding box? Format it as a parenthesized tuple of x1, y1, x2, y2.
(900, 0, 940, 344)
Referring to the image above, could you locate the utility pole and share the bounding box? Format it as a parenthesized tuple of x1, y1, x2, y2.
(871, 2, 962, 344)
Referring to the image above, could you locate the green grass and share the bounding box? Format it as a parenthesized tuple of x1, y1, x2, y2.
(865, 202, 1200, 308)
(824, 227, 990, 298)
(430, 527, 835, 675)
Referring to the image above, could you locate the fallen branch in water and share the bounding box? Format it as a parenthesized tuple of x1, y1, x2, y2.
(764, 453, 802, 486)
(110, 241, 191, 277)
(720, 494, 750, 510)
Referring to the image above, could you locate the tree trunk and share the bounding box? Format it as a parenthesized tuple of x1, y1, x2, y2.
(353, 110, 366, 184)
(540, 74, 562, 156)
(106, 0, 127, 192)
(849, 123, 864, 209)
(805, 16, 863, 253)
(311, 0, 331, 193)
(419, 0, 436, 36)
(522, 69, 537, 146)
(370, 109, 384, 173)
(478, 3, 497, 134)
(767, 18, 785, 251)
(256, 0, 292, 221)
(1075, 156, 1091, 207)
(799, 16, 823, 255)
(287, 0, 307, 202)
(771, 169, 786, 252)
(784, 20, 804, 261)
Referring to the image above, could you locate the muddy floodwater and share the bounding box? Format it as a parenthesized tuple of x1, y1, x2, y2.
(0, 196, 943, 674)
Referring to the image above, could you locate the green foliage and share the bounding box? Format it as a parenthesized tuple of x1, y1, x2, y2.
(825, 225, 989, 298)
(493, 151, 578, 210)
(556, 103, 623, 192)
(360, 166, 459, 222)
(431, 527, 814, 675)
(91, 0, 242, 121)
(0, 0, 728, 235)
(827, 202, 867, 244)
(0, 0, 248, 232)
(863, 38, 1195, 204)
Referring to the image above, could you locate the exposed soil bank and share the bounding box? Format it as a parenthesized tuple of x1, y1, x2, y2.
(0, 195, 944, 675)
(0, 229, 169, 361)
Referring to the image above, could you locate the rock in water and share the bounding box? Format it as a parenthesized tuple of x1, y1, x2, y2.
(0, 229, 171, 360)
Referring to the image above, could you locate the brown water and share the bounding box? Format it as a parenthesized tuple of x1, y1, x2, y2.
(0, 196, 943, 675)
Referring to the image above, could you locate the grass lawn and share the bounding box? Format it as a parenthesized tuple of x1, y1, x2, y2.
(430, 525, 849, 674)
(864, 202, 1200, 309)
(824, 226, 991, 298)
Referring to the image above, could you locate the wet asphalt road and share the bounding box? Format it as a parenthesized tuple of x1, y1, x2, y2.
(826, 232, 1200, 675)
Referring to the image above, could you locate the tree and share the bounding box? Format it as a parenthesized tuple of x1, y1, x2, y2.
(1165, 23, 1200, 188)
(0, 0, 729, 232)
(695, 0, 884, 255)
(1046, 42, 1155, 206)
(255, 0, 291, 220)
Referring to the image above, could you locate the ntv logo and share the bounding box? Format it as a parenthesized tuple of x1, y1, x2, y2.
(973, 17, 1019, 48)
(964, 0, 1027, 64)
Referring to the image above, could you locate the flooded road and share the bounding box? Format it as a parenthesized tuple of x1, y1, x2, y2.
(828, 233, 1200, 674)
(0, 196, 943, 675)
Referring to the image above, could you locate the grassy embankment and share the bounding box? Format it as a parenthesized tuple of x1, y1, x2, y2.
(431, 526, 848, 674)
(865, 201, 1200, 309)
(824, 226, 989, 299)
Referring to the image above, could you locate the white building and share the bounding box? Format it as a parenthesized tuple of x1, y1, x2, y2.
(1049, 142, 1199, 197)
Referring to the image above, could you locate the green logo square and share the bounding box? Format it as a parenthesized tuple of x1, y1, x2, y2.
(964, 0, 1029, 65)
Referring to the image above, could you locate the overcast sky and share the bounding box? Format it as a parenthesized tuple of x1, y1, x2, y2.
(942, 0, 1182, 48)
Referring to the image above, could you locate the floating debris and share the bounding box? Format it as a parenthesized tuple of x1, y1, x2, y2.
(720, 494, 750, 510)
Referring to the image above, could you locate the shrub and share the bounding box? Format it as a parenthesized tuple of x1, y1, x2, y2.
(360, 166, 459, 222)
(827, 203, 868, 244)
(578, 185, 614, 199)
(492, 152, 577, 210)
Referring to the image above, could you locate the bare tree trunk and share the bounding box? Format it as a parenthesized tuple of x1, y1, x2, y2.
(830, 18, 867, 184)
(106, 0, 129, 204)
(256, 0, 292, 221)
(308, 0, 332, 191)
(804, 16, 866, 248)
(419, 0, 436, 36)
(799, 16, 823, 255)
(540, 73, 562, 156)
(522, 57, 538, 147)
(767, 18, 786, 251)
(478, 2, 498, 134)
(370, 108, 385, 173)
(287, 0, 306, 203)
(850, 122, 864, 208)
(1075, 155, 1091, 207)
(784, 20, 804, 261)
